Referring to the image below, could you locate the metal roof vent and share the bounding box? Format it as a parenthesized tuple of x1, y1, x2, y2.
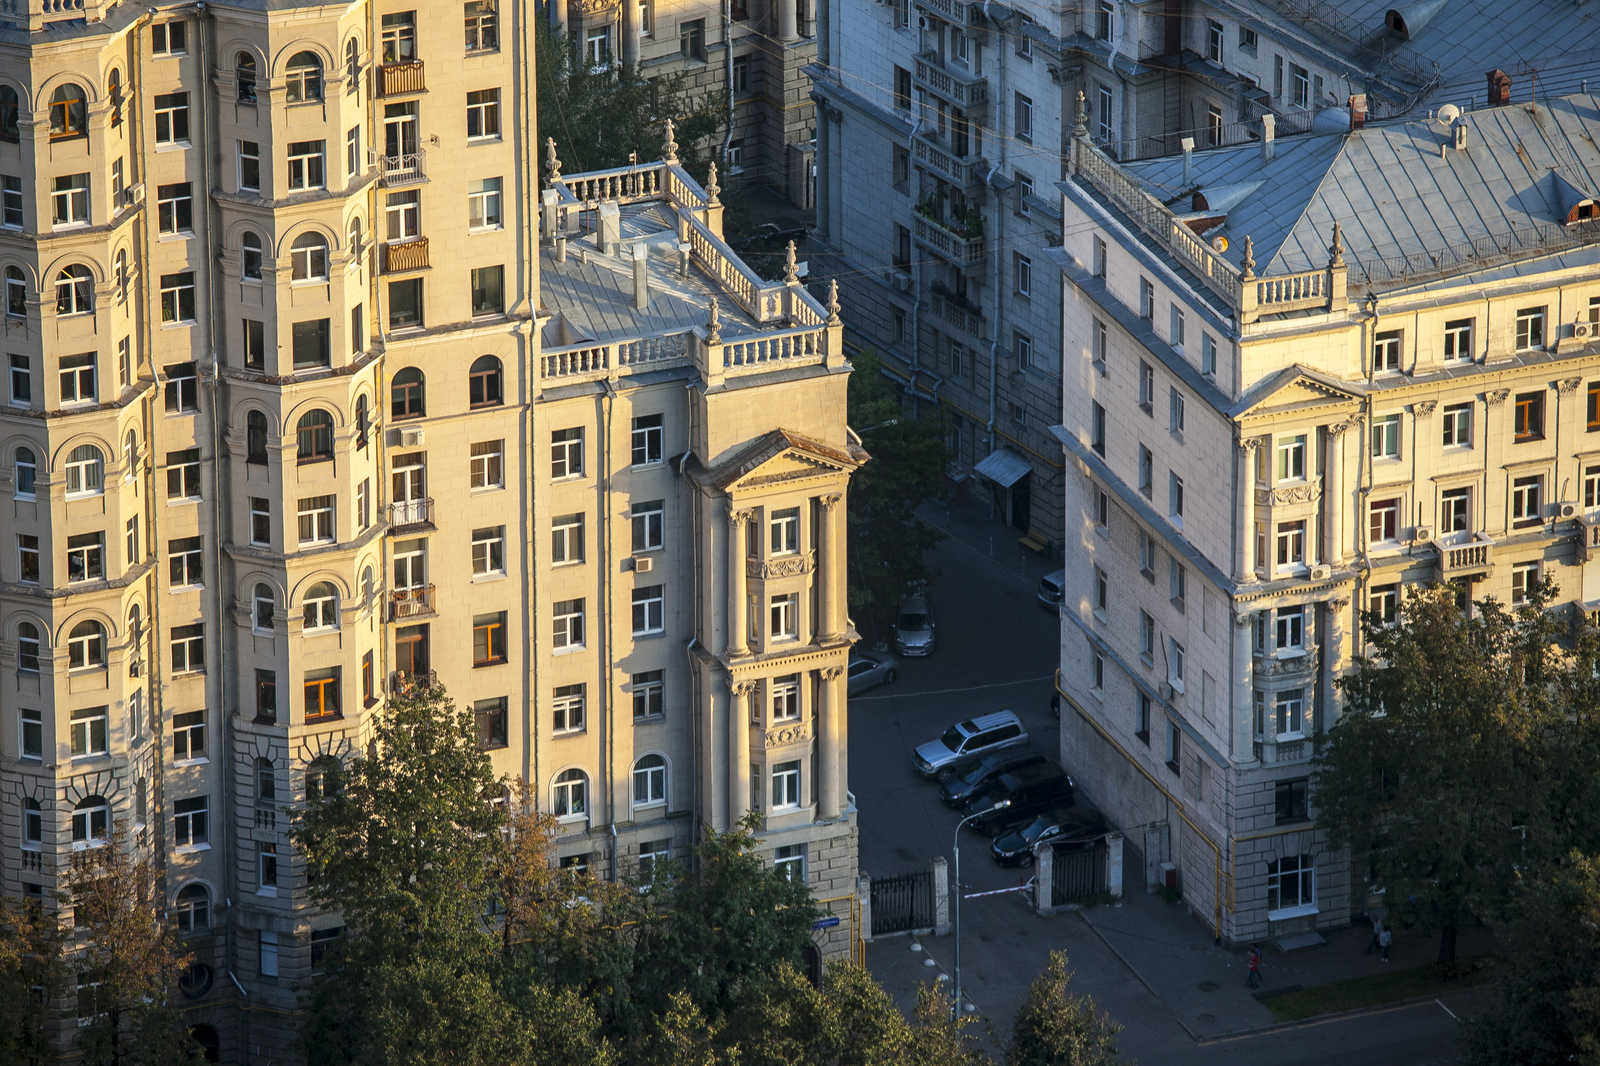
(1385, 0, 1449, 38)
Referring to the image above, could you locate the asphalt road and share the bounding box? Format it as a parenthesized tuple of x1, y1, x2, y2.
(848, 530, 1470, 1064)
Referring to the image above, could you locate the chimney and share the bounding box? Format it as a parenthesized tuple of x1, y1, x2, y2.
(555, 235, 567, 262)
(1486, 69, 1512, 107)
(1180, 136, 1195, 186)
(540, 188, 559, 243)
(1260, 113, 1275, 162)
(632, 242, 650, 309)
(1453, 122, 1468, 151)
(598, 200, 621, 255)
(1349, 93, 1367, 129)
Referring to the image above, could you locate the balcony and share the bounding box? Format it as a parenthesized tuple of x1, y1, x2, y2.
(1435, 533, 1494, 579)
(911, 130, 987, 191)
(382, 237, 429, 274)
(20, 848, 43, 873)
(381, 150, 427, 187)
(913, 50, 989, 112)
(254, 809, 277, 830)
(913, 211, 985, 275)
(1254, 738, 1313, 765)
(389, 497, 433, 531)
(389, 584, 436, 620)
(378, 60, 426, 96)
(389, 669, 437, 696)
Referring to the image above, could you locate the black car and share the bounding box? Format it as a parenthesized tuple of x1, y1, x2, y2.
(991, 808, 1110, 867)
(939, 751, 1051, 809)
(962, 765, 1075, 836)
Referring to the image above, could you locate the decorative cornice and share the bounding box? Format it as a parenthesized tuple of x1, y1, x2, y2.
(821, 665, 845, 682)
(1238, 437, 1264, 453)
(1559, 376, 1584, 395)
(764, 722, 811, 749)
(1256, 479, 1323, 506)
(1411, 400, 1437, 417)
(1486, 388, 1512, 406)
(820, 492, 844, 510)
(747, 550, 815, 580)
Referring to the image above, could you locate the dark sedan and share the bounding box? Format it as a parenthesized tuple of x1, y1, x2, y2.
(991, 808, 1110, 867)
(961, 765, 1075, 836)
(939, 751, 1051, 809)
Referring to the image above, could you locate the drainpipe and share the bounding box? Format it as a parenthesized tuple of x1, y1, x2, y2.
(721, 0, 736, 164)
(984, 21, 1008, 456)
(601, 381, 618, 878)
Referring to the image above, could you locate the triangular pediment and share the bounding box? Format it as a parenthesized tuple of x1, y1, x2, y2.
(1233, 364, 1365, 420)
(704, 428, 865, 491)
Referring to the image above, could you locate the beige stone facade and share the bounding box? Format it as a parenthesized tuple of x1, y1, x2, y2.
(0, 1, 857, 1061)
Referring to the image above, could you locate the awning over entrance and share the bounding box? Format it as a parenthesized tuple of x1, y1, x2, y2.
(973, 446, 1033, 488)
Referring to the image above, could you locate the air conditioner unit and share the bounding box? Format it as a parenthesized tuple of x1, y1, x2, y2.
(1414, 526, 1435, 543)
(891, 270, 912, 293)
(917, 14, 931, 29)
(1310, 564, 1331, 581)
(1160, 682, 1175, 701)
(1577, 322, 1593, 338)
(634, 556, 654, 573)
(400, 428, 425, 448)
(1561, 502, 1580, 519)
(125, 182, 145, 204)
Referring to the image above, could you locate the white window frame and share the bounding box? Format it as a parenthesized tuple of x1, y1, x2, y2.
(631, 584, 665, 635)
(472, 526, 506, 576)
(1442, 403, 1471, 447)
(769, 593, 799, 641)
(771, 760, 802, 810)
(468, 177, 504, 231)
(631, 754, 667, 809)
(552, 598, 585, 650)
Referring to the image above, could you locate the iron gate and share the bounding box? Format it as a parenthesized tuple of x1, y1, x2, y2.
(870, 870, 934, 935)
(1051, 840, 1109, 907)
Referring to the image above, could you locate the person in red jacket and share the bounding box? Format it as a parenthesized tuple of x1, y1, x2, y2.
(1247, 945, 1262, 989)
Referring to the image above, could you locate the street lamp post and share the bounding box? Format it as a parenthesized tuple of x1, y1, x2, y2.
(952, 799, 1008, 1019)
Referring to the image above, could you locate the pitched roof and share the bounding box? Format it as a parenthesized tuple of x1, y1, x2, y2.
(699, 428, 866, 491)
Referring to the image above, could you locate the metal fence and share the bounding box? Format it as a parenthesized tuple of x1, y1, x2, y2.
(869, 869, 935, 936)
(1051, 840, 1109, 907)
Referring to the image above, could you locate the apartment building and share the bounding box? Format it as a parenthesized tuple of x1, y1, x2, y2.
(807, 0, 1600, 550)
(1051, 91, 1600, 945)
(0, 0, 857, 1060)
(547, 0, 817, 204)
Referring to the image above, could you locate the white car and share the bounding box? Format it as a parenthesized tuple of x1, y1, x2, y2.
(847, 651, 897, 695)
(911, 710, 1029, 778)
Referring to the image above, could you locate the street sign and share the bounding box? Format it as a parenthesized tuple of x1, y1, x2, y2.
(811, 916, 841, 930)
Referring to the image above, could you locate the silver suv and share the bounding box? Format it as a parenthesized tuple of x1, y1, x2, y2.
(912, 711, 1029, 778)
(894, 595, 936, 656)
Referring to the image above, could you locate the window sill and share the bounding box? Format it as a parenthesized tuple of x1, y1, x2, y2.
(304, 714, 344, 726)
(1267, 903, 1318, 921)
(161, 321, 197, 330)
(1165, 760, 1180, 775)
(1139, 653, 1154, 668)
(172, 757, 209, 768)
(175, 843, 212, 854)
(633, 630, 667, 640)
(635, 714, 665, 724)
(552, 645, 585, 656)
(364, 696, 380, 709)
(256, 886, 278, 898)
(467, 136, 504, 146)
(158, 233, 194, 242)
(1513, 518, 1543, 529)
(1275, 732, 1306, 743)
(1513, 435, 1545, 444)
(1275, 649, 1307, 660)
(472, 659, 508, 669)
(471, 571, 508, 582)
(154, 142, 192, 152)
(253, 715, 278, 726)
(1092, 608, 1108, 624)
(52, 222, 90, 232)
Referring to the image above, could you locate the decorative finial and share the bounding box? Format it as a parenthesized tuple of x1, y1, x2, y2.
(1329, 222, 1345, 268)
(705, 161, 721, 206)
(662, 119, 679, 165)
(1072, 90, 1089, 139)
(826, 279, 841, 326)
(1240, 235, 1256, 279)
(706, 299, 722, 346)
(545, 137, 563, 186)
(783, 240, 799, 284)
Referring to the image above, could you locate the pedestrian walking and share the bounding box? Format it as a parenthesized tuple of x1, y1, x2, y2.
(1247, 945, 1262, 989)
(1365, 915, 1382, 954)
(1378, 925, 1392, 963)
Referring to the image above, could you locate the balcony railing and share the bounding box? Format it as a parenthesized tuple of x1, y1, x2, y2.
(913, 50, 989, 111)
(378, 60, 425, 96)
(1435, 533, 1494, 578)
(381, 151, 426, 187)
(382, 237, 429, 274)
(911, 131, 986, 190)
(389, 669, 437, 696)
(913, 213, 985, 273)
(389, 497, 433, 529)
(20, 848, 43, 872)
(389, 584, 436, 620)
(254, 809, 277, 830)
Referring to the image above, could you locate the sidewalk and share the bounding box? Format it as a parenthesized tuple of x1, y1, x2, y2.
(916, 497, 1061, 592)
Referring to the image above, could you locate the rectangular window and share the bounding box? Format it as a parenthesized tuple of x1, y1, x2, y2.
(632, 670, 664, 719)
(1206, 104, 1223, 146)
(20, 707, 41, 758)
(168, 536, 203, 587)
(3, 174, 23, 227)
(259, 932, 279, 978)
(770, 507, 800, 555)
(770, 593, 799, 641)
(173, 797, 208, 848)
(1139, 278, 1154, 320)
(298, 496, 336, 544)
(551, 513, 585, 565)
(474, 697, 508, 749)
(553, 683, 585, 733)
(470, 440, 504, 489)
(1369, 498, 1399, 543)
(387, 191, 421, 240)
(552, 427, 584, 479)
(1511, 561, 1539, 605)
(466, 88, 501, 138)
(156, 182, 193, 234)
(52, 173, 89, 226)
(287, 141, 326, 190)
(1093, 237, 1107, 278)
(1091, 402, 1106, 455)
(472, 526, 506, 575)
(771, 760, 801, 809)
(388, 279, 423, 330)
(170, 624, 204, 673)
(153, 92, 190, 144)
(244, 319, 265, 369)
(1166, 720, 1182, 773)
(18, 534, 38, 584)
(1169, 558, 1186, 605)
(237, 140, 262, 191)
(258, 842, 278, 890)
(1370, 583, 1399, 624)
(1273, 690, 1304, 738)
(362, 652, 375, 706)
(1139, 446, 1153, 497)
(356, 480, 370, 531)
(1095, 567, 1109, 612)
(159, 272, 196, 324)
(1372, 329, 1402, 372)
(1136, 693, 1151, 742)
(772, 674, 801, 720)
(472, 612, 507, 666)
(552, 599, 585, 649)
(632, 413, 664, 466)
(1014, 253, 1032, 297)
(1441, 487, 1470, 533)
(1277, 434, 1306, 480)
(1511, 475, 1543, 526)
(293, 319, 331, 368)
(1275, 606, 1304, 652)
(468, 177, 503, 230)
(1097, 86, 1113, 143)
(893, 65, 911, 111)
(1169, 471, 1184, 520)
(8, 354, 26, 405)
(632, 585, 665, 635)
(64, 531, 106, 584)
(255, 670, 277, 722)
(1206, 19, 1223, 61)
(1443, 402, 1472, 446)
(1275, 779, 1309, 824)
(165, 448, 201, 499)
(172, 710, 205, 761)
(304, 667, 340, 720)
(1514, 392, 1545, 441)
(632, 500, 665, 552)
(1239, 25, 1258, 52)
(163, 362, 198, 413)
(1276, 520, 1306, 568)
(1139, 609, 1155, 658)
(470, 265, 504, 317)
(1371, 413, 1400, 459)
(1292, 64, 1309, 108)
(70, 706, 108, 756)
(1516, 306, 1546, 351)
(346, 127, 360, 178)
(1201, 332, 1216, 376)
(1586, 465, 1600, 509)
(1014, 92, 1033, 143)
(152, 20, 187, 54)
(1443, 318, 1473, 359)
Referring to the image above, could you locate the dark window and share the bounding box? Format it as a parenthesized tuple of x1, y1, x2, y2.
(388, 279, 423, 330)
(297, 410, 334, 461)
(473, 612, 507, 665)
(49, 84, 86, 139)
(1274, 778, 1309, 824)
(475, 697, 508, 749)
(631, 413, 663, 465)
(293, 319, 331, 369)
(1514, 392, 1544, 441)
(255, 670, 277, 722)
(469, 355, 502, 407)
(244, 319, 265, 369)
(470, 266, 504, 316)
(247, 411, 269, 464)
(391, 367, 425, 419)
(164, 362, 198, 413)
(0, 86, 18, 141)
(680, 18, 706, 61)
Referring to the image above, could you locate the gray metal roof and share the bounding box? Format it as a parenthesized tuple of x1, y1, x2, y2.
(973, 446, 1033, 488)
(1116, 93, 1600, 292)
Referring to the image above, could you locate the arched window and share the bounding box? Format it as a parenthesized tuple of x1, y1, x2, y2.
(191, 1024, 220, 1063)
(361, 566, 374, 609)
(55, 265, 93, 316)
(175, 883, 210, 932)
(355, 395, 370, 448)
(242, 232, 263, 280)
(14, 446, 35, 496)
(68, 620, 105, 669)
(296, 410, 334, 461)
(6, 266, 27, 317)
(469, 355, 503, 408)
(285, 52, 323, 103)
(127, 605, 142, 675)
(256, 758, 277, 802)
(247, 410, 269, 464)
(553, 769, 588, 818)
(345, 38, 360, 86)
(64, 445, 104, 496)
(306, 754, 342, 801)
(73, 796, 109, 843)
(0, 85, 18, 142)
(115, 251, 128, 303)
(49, 84, 87, 139)
(107, 69, 122, 125)
(391, 367, 424, 420)
(253, 584, 276, 631)
(291, 233, 328, 282)
(302, 582, 339, 630)
(632, 754, 667, 808)
(124, 430, 138, 479)
(236, 52, 257, 103)
(17, 622, 39, 672)
(348, 217, 363, 258)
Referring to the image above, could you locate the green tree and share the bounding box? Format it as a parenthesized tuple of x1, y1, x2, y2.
(64, 828, 200, 1066)
(845, 349, 951, 629)
(1313, 582, 1566, 963)
(1003, 952, 1124, 1066)
(1464, 852, 1600, 1066)
(536, 21, 727, 177)
(0, 893, 66, 1065)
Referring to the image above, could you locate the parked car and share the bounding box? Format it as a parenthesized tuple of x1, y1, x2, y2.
(939, 751, 1051, 809)
(962, 764, 1075, 836)
(894, 595, 936, 656)
(1038, 570, 1065, 612)
(991, 808, 1110, 867)
(847, 650, 897, 695)
(911, 711, 1028, 778)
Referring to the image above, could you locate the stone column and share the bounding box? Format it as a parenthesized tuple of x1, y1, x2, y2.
(817, 665, 844, 818)
(1233, 608, 1257, 762)
(777, 0, 799, 42)
(1106, 832, 1124, 898)
(728, 507, 751, 656)
(1558, 377, 1584, 514)
(729, 680, 755, 823)
(1323, 421, 1351, 566)
(1484, 389, 1511, 539)
(1322, 597, 1350, 728)
(1034, 846, 1054, 915)
(819, 493, 843, 641)
(620, 0, 639, 66)
(549, 0, 567, 32)
(1236, 439, 1261, 583)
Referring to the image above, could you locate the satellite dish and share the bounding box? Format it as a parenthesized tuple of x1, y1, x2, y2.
(1437, 103, 1461, 125)
(1212, 236, 1230, 252)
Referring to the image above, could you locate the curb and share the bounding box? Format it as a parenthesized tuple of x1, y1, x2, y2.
(1194, 992, 1454, 1044)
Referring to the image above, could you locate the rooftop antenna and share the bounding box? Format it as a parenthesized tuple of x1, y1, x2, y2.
(1437, 103, 1461, 126)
